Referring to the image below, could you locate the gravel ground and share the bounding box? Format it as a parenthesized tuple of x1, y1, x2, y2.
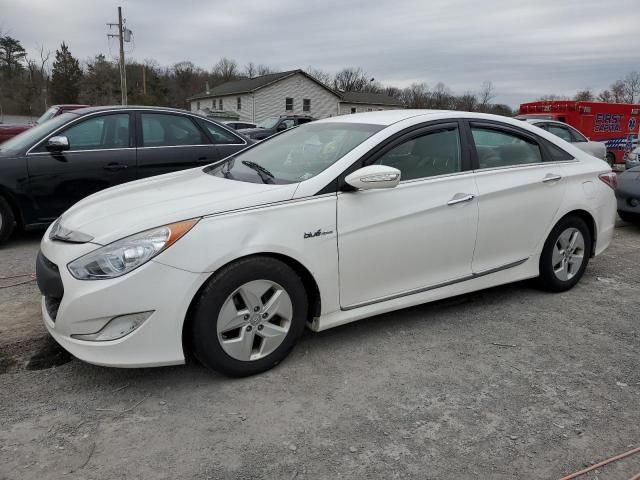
(0, 223, 638, 479)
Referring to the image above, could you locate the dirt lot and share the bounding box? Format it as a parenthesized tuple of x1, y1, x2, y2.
(0, 223, 638, 479)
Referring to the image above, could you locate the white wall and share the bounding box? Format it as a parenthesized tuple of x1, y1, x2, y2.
(190, 94, 254, 122)
(338, 103, 400, 115)
(254, 73, 339, 122)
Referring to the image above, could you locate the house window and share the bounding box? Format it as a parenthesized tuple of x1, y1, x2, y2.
(285, 97, 293, 111)
(237, 97, 241, 110)
(218, 98, 223, 110)
(350, 107, 356, 114)
(303, 99, 311, 112)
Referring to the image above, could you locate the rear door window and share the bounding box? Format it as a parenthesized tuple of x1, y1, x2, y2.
(141, 113, 208, 147)
(471, 126, 542, 168)
(60, 113, 130, 151)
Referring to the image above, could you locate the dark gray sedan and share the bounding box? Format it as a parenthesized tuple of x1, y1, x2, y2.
(616, 166, 640, 223)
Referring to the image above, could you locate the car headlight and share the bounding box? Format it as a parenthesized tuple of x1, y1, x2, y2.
(67, 219, 199, 280)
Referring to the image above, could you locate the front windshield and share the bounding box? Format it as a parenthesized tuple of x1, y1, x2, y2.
(0, 112, 78, 154)
(36, 106, 58, 124)
(207, 122, 383, 184)
(257, 117, 279, 129)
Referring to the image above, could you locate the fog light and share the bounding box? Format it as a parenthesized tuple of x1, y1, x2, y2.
(71, 311, 153, 342)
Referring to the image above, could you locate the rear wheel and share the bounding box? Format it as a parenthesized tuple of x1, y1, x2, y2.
(538, 216, 592, 292)
(190, 257, 308, 377)
(0, 196, 16, 244)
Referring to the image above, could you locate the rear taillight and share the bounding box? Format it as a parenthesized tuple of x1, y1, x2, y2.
(599, 172, 618, 190)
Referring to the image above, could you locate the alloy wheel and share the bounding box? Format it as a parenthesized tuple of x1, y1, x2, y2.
(552, 227, 585, 281)
(216, 280, 293, 361)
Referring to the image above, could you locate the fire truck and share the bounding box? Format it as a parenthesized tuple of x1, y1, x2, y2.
(518, 101, 639, 168)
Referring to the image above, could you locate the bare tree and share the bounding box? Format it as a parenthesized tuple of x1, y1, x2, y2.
(333, 67, 370, 92)
(455, 91, 478, 112)
(212, 57, 239, 82)
(255, 64, 274, 76)
(401, 83, 429, 108)
(574, 89, 594, 101)
(623, 71, 640, 103)
(478, 81, 495, 111)
(305, 66, 332, 86)
(429, 82, 453, 109)
(244, 61, 256, 78)
(610, 80, 626, 103)
(598, 90, 613, 103)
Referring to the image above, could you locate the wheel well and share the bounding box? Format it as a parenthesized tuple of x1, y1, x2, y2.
(181, 253, 322, 362)
(561, 209, 597, 257)
(0, 187, 23, 229)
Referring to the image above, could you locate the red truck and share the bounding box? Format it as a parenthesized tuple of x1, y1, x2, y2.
(518, 101, 639, 168)
(0, 104, 88, 143)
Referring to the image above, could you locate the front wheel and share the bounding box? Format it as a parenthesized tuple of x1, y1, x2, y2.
(537, 216, 592, 292)
(190, 257, 308, 377)
(618, 210, 639, 224)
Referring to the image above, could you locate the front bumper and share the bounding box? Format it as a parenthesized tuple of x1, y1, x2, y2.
(38, 235, 210, 368)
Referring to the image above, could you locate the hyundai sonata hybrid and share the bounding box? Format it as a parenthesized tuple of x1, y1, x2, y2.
(36, 110, 617, 376)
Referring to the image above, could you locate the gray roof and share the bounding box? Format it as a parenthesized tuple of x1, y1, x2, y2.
(188, 69, 337, 100)
(340, 91, 404, 107)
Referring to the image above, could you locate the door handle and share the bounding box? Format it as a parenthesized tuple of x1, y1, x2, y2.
(542, 173, 562, 183)
(103, 163, 129, 171)
(447, 193, 475, 206)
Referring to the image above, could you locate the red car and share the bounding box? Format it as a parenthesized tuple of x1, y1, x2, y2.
(0, 104, 89, 143)
(518, 101, 640, 168)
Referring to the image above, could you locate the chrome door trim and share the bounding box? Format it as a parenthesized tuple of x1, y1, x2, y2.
(341, 258, 528, 311)
(27, 147, 136, 156)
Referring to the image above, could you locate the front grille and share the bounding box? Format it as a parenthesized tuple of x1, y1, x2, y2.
(45, 296, 61, 321)
(36, 251, 64, 322)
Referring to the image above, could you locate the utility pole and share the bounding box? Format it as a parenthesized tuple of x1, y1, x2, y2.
(107, 6, 130, 105)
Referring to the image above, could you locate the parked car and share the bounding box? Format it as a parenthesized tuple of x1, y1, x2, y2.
(0, 106, 252, 243)
(224, 121, 257, 130)
(624, 146, 639, 170)
(521, 118, 607, 161)
(616, 165, 640, 223)
(36, 110, 616, 377)
(238, 115, 315, 140)
(0, 104, 89, 143)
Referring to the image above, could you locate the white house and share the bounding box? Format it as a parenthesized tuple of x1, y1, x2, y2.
(187, 69, 404, 123)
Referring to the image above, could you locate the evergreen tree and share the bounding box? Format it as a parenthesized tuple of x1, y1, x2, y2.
(0, 36, 27, 77)
(50, 42, 82, 103)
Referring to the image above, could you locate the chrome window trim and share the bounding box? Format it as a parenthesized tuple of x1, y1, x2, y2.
(28, 147, 136, 156)
(26, 107, 246, 155)
(397, 169, 472, 185)
(472, 159, 579, 174)
(137, 142, 245, 150)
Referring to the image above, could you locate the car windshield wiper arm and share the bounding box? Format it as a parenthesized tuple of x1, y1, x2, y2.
(242, 160, 275, 184)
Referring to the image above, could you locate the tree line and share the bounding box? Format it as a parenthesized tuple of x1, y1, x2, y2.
(539, 72, 640, 103)
(2, 34, 638, 119)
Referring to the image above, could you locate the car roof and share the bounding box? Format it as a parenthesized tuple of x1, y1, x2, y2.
(523, 118, 570, 126)
(70, 105, 195, 116)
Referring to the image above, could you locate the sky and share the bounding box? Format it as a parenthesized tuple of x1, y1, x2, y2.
(1, 0, 639, 107)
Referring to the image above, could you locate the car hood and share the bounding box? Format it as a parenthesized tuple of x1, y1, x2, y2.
(0, 123, 31, 132)
(59, 167, 298, 245)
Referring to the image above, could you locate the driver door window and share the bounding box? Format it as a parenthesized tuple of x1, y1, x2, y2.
(373, 126, 462, 180)
(60, 114, 130, 151)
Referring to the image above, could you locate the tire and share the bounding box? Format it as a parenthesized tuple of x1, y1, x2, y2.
(618, 210, 639, 224)
(606, 152, 615, 167)
(538, 216, 592, 292)
(0, 196, 16, 244)
(190, 256, 308, 377)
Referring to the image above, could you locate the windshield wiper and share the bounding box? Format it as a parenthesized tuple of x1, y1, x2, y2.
(242, 160, 275, 184)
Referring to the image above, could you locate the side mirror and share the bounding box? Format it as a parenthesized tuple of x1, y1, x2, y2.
(344, 165, 401, 190)
(46, 135, 70, 152)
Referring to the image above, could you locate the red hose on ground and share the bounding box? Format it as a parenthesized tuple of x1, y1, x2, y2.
(558, 446, 640, 480)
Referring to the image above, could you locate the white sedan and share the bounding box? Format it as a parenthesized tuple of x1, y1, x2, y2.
(36, 110, 617, 376)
